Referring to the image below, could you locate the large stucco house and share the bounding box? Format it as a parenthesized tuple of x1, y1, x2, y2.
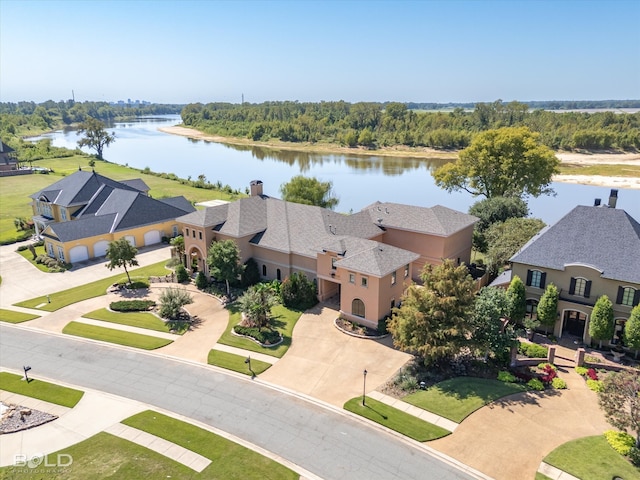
(31, 169, 194, 264)
(510, 190, 640, 347)
(177, 180, 477, 328)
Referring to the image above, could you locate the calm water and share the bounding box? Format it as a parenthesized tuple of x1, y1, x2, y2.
(33, 115, 640, 224)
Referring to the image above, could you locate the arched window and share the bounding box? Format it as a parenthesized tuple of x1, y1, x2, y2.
(352, 298, 365, 317)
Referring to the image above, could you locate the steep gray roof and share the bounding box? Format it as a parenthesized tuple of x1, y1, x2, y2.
(119, 178, 149, 192)
(159, 196, 194, 212)
(332, 238, 419, 277)
(364, 202, 478, 236)
(43, 214, 117, 242)
(510, 205, 640, 283)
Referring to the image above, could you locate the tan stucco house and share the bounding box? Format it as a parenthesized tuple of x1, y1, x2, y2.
(510, 190, 640, 347)
(31, 169, 195, 264)
(177, 180, 477, 329)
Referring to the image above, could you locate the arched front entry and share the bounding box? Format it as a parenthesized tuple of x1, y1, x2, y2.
(561, 309, 588, 340)
(352, 298, 365, 318)
(187, 246, 206, 275)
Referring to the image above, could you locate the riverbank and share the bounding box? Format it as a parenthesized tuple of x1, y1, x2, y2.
(160, 125, 640, 190)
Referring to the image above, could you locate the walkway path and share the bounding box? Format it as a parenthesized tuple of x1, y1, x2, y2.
(211, 343, 279, 364)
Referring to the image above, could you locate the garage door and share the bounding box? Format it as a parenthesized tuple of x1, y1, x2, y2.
(69, 245, 89, 263)
(144, 230, 161, 246)
(94, 240, 109, 257)
(124, 235, 136, 246)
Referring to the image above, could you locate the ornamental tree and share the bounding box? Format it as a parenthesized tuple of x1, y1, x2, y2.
(105, 237, 138, 284)
(433, 126, 560, 199)
(589, 295, 615, 349)
(506, 275, 527, 324)
(624, 305, 640, 358)
(599, 370, 640, 448)
(207, 239, 244, 296)
(388, 259, 476, 366)
(537, 283, 559, 334)
(471, 287, 517, 365)
(77, 117, 115, 160)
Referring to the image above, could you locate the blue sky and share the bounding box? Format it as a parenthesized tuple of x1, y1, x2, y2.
(1, 0, 638, 104)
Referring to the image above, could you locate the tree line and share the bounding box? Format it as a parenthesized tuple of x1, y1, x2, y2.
(181, 99, 640, 151)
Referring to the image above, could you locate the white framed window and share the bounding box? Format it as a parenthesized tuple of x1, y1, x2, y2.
(391, 271, 396, 285)
(574, 278, 586, 296)
(349, 273, 355, 284)
(361, 276, 368, 288)
(620, 287, 636, 307)
(61, 208, 68, 221)
(57, 246, 65, 262)
(404, 264, 409, 278)
(172, 225, 178, 237)
(47, 242, 54, 257)
(527, 269, 545, 289)
(331, 257, 337, 270)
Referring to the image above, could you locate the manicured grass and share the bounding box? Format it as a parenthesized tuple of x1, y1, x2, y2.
(62, 321, 173, 350)
(83, 308, 188, 334)
(217, 303, 302, 358)
(207, 349, 272, 376)
(344, 397, 450, 442)
(535, 474, 553, 480)
(544, 435, 640, 480)
(559, 162, 640, 178)
(403, 377, 527, 423)
(123, 410, 298, 479)
(0, 371, 83, 408)
(0, 308, 40, 323)
(0, 155, 244, 244)
(14, 261, 169, 311)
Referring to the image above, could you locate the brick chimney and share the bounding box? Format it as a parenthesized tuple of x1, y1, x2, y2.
(250, 180, 263, 197)
(608, 189, 618, 209)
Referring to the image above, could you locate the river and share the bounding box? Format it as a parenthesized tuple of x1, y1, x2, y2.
(33, 115, 640, 225)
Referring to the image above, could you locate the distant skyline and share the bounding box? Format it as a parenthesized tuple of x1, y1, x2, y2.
(1, 0, 639, 104)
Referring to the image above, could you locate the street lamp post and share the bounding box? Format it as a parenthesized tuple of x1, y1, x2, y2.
(245, 356, 254, 378)
(362, 369, 367, 406)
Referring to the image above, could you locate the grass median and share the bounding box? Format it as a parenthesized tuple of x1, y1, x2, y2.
(14, 261, 170, 311)
(217, 303, 302, 358)
(207, 349, 272, 376)
(83, 308, 188, 334)
(344, 397, 450, 442)
(63, 321, 173, 350)
(542, 435, 640, 480)
(0, 371, 84, 408)
(403, 377, 527, 423)
(0, 308, 40, 324)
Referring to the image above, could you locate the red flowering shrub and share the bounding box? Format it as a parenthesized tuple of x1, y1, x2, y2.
(540, 364, 557, 383)
(587, 368, 598, 380)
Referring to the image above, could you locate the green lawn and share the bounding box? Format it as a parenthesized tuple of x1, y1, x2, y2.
(207, 349, 272, 376)
(0, 308, 40, 323)
(83, 308, 188, 334)
(403, 377, 527, 423)
(0, 371, 84, 408)
(217, 303, 302, 358)
(544, 435, 640, 480)
(0, 154, 244, 244)
(62, 321, 173, 350)
(344, 397, 450, 442)
(14, 261, 169, 311)
(122, 410, 298, 479)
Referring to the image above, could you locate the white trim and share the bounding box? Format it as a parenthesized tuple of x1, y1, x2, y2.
(563, 262, 604, 273)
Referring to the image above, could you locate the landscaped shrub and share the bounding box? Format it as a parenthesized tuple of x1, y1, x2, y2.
(629, 447, 640, 467)
(551, 377, 567, 389)
(233, 325, 281, 345)
(604, 430, 635, 456)
(377, 316, 388, 335)
(195, 271, 208, 290)
(281, 272, 318, 310)
(158, 287, 193, 320)
(586, 379, 604, 392)
(241, 258, 260, 287)
(538, 362, 557, 371)
(110, 300, 156, 312)
(497, 371, 517, 383)
(527, 378, 545, 391)
(575, 366, 589, 376)
(175, 264, 189, 283)
(401, 376, 419, 391)
(518, 342, 548, 358)
(586, 368, 599, 380)
(539, 363, 557, 383)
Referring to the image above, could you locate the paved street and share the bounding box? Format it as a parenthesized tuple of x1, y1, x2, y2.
(0, 324, 481, 480)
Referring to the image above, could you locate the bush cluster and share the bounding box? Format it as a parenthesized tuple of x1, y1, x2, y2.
(35, 254, 67, 272)
(233, 325, 281, 346)
(604, 430, 635, 456)
(586, 379, 604, 392)
(497, 371, 517, 383)
(527, 378, 545, 391)
(518, 342, 548, 358)
(195, 271, 208, 290)
(281, 272, 318, 310)
(115, 278, 149, 289)
(110, 300, 156, 312)
(175, 265, 189, 283)
(551, 377, 567, 389)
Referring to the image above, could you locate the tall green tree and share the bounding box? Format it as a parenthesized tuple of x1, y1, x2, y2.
(207, 240, 244, 296)
(433, 127, 560, 198)
(170, 235, 185, 262)
(589, 295, 615, 348)
(77, 117, 115, 159)
(388, 259, 476, 366)
(599, 370, 640, 448)
(537, 283, 559, 334)
(506, 275, 526, 323)
(279, 175, 339, 209)
(624, 305, 640, 358)
(471, 287, 517, 364)
(469, 196, 529, 253)
(485, 217, 545, 275)
(105, 237, 138, 284)
(237, 284, 278, 328)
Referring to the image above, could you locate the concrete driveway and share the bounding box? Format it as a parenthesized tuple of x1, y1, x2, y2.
(260, 304, 412, 407)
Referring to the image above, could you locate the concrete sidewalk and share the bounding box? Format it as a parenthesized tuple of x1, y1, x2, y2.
(73, 317, 180, 340)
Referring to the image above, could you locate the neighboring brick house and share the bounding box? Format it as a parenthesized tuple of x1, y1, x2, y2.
(510, 190, 640, 346)
(0, 141, 18, 171)
(177, 180, 477, 328)
(31, 169, 194, 264)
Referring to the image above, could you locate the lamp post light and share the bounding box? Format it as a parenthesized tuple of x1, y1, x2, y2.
(23, 366, 31, 382)
(362, 369, 367, 406)
(245, 356, 254, 378)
